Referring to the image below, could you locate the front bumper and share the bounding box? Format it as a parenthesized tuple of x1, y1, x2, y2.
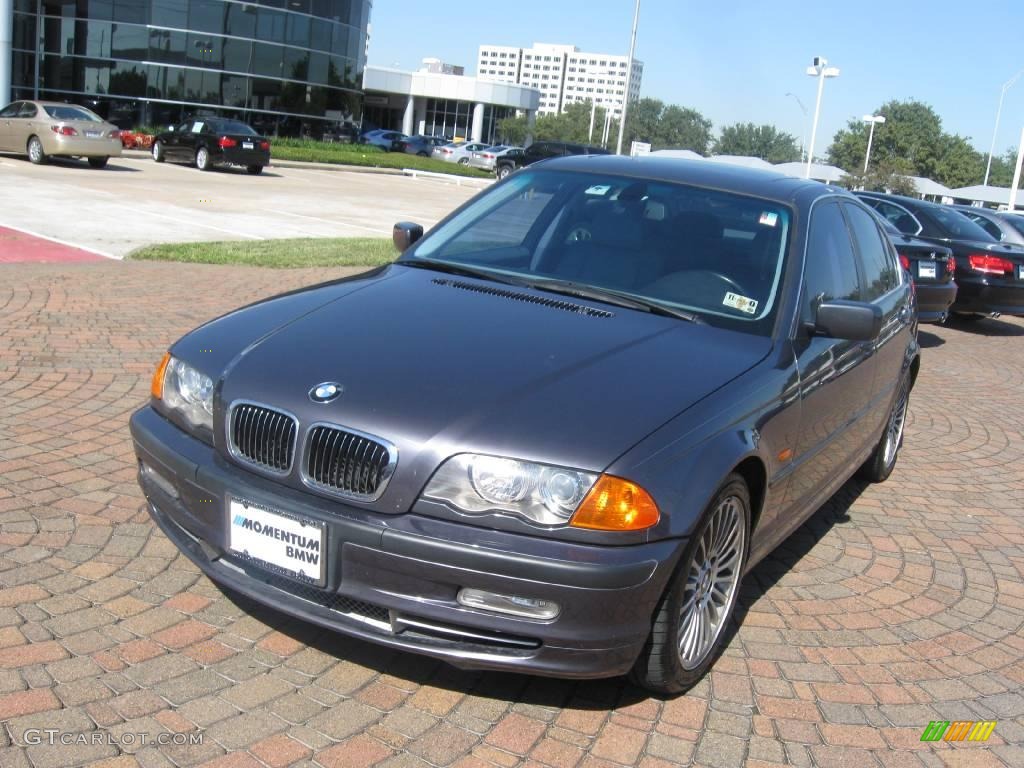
(952, 275, 1024, 316)
(130, 406, 681, 678)
(47, 134, 122, 158)
(915, 281, 958, 323)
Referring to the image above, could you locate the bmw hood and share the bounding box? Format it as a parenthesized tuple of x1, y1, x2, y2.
(196, 266, 771, 510)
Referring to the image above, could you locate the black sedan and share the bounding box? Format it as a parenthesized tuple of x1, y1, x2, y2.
(131, 157, 918, 694)
(954, 205, 1024, 247)
(393, 135, 448, 156)
(152, 117, 271, 174)
(868, 209, 957, 323)
(856, 191, 1024, 319)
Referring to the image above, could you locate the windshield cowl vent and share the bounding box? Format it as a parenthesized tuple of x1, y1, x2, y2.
(431, 279, 613, 318)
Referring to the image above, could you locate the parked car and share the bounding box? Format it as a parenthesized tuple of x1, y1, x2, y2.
(997, 211, 1024, 240)
(394, 135, 449, 156)
(432, 141, 491, 164)
(867, 208, 957, 323)
(494, 140, 610, 179)
(953, 205, 1024, 247)
(855, 191, 1024, 319)
(467, 145, 521, 172)
(132, 156, 918, 694)
(360, 129, 407, 150)
(0, 100, 122, 167)
(152, 117, 270, 174)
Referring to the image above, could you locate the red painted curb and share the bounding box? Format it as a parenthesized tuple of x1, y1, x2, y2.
(0, 226, 107, 263)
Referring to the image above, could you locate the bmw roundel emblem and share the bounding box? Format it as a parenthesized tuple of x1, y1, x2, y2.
(309, 382, 343, 403)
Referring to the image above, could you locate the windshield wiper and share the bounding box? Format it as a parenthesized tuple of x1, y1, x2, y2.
(397, 259, 527, 287)
(523, 279, 704, 323)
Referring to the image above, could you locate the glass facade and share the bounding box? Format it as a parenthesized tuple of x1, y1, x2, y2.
(9, 0, 370, 135)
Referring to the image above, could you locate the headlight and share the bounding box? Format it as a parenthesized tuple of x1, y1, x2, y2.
(152, 353, 214, 433)
(424, 454, 597, 526)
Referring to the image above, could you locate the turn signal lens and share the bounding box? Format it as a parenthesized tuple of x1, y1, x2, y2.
(946, 255, 956, 276)
(570, 475, 660, 531)
(259, 140, 270, 151)
(898, 253, 910, 270)
(218, 136, 237, 148)
(151, 352, 171, 399)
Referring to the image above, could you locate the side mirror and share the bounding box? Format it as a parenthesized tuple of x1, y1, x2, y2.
(814, 300, 882, 341)
(393, 222, 424, 253)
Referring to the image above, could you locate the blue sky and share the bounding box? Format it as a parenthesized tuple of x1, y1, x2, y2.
(368, 0, 1024, 157)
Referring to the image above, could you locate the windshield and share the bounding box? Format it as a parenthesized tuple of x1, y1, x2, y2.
(210, 120, 258, 135)
(43, 105, 102, 122)
(925, 206, 996, 241)
(407, 169, 792, 334)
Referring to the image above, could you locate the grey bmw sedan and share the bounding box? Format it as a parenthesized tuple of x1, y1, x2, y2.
(130, 156, 919, 694)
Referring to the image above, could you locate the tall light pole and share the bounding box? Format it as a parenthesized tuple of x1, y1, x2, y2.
(805, 56, 840, 178)
(785, 91, 808, 161)
(616, 0, 641, 156)
(862, 114, 886, 173)
(984, 68, 1024, 187)
(584, 68, 617, 143)
(1009, 126, 1024, 212)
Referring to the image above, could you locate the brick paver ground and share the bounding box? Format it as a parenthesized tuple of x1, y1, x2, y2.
(1, 262, 1022, 768)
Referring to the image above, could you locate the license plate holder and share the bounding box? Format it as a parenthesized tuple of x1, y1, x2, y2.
(228, 498, 326, 586)
(918, 262, 936, 279)
(85, 130, 102, 138)
(242, 141, 255, 150)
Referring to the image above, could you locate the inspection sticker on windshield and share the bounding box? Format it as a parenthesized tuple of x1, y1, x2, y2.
(759, 211, 779, 227)
(723, 292, 758, 315)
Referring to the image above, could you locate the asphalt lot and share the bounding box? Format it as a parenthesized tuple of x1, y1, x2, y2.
(0, 261, 1022, 767)
(0, 152, 483, 258)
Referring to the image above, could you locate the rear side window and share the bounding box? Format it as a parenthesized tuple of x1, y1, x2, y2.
(803, 201, 861, 322)
(964, 213, 1003, 241)
(863, 199, 920, 235)
(843, 203, 898, 300)
(18, 103, 38, 118)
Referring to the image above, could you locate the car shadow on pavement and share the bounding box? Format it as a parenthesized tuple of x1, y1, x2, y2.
(917, 329, 945, 348)
(39, 158, 142, 172)
(946, 315, 1024, 336)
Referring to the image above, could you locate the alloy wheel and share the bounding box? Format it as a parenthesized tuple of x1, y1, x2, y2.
(28, 138, 43, 164)
(197, 148, 209, 170)
(882, 379, 909, 466)
(677, 495, 745, 670)
(152, 142, 163, 162)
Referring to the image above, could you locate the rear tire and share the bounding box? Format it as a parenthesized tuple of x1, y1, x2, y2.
(858, 372, 911, 483)
(630, 474, 750, 695)
(87, 157, 108, 169)
(246, 165, 263, 175)
(458, 157, 469, 165)
(497, 165, 512, 180)
(27, 136, 47, 165)
(152, 141, 165, 163)
(195, 146, 211, 171)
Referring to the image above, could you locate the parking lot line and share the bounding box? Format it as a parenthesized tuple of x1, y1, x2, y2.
(137, 208, 266, 240)
(267, 209, 391, 235)
(0, 222, 117, 261)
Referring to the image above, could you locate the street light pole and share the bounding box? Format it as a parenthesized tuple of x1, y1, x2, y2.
(785, 91, 808, 161)
(615, 0, 641, 155)
(1009, 126, 1024, 212)
(984, 69, 1024, 187)
(805, 56, 840, 178)
(862, 114, 886, 173)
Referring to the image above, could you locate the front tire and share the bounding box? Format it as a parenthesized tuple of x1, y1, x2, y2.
(27, 136, 47, 165)
(152, 141, 165, 163)
(458, 157, 469, 165)
(87, 157, 108, 169)
(631, 474, 750, 695)
(858, 372, 911, 483)
(195, 146, 211, 171)
(246, 165, 263, 175)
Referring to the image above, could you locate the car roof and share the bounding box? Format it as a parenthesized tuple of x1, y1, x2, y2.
(538, 155, 842, 205)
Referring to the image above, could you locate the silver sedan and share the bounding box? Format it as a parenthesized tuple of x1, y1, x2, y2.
(0, 100, 122, 167)
(467, 145, 522, 172)
(432, 141, 490, 165)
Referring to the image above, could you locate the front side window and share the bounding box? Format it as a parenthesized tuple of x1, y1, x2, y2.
(0, 102, 23, 118)
(407, 169, 792, 335)
(843, 203, 898, 300)
(803, 201, 861, 323)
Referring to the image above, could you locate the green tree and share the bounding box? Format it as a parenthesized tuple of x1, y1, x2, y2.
(986, 148, 1019, 187)
(622, 98, 712, 154)
(498, 101, 611, 146)
(837, 158, 917, 197)
(713, 122, 801, 162)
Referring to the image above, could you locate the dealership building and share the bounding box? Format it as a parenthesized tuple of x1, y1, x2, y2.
(0, 0, 372, 134)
